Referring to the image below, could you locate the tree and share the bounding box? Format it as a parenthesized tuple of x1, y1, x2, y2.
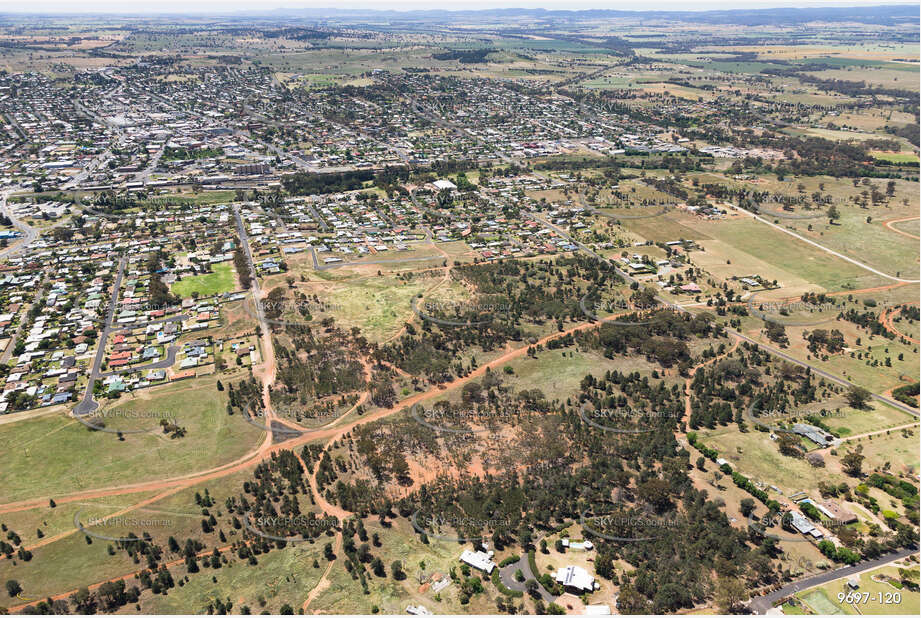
(739, 499, 756, 518)
(391, 560, 405, 580)
(715, 576, 748, 613)
(526, 580, 540, 599)
(5, 580, 22, 597)
(841, 445, 865, 477)
(777, 432, 803, 457)
(846, 386, 871, 409)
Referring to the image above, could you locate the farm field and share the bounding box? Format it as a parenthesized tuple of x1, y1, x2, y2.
(683, 216, 891, 293)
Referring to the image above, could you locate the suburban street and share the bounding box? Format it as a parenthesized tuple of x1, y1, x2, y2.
(73, 256, 127, 417)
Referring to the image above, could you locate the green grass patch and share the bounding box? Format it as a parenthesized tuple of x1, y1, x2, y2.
(871, 151, 919, 163)
(0, 377, 263, 503)
(171, 263, 236, 298)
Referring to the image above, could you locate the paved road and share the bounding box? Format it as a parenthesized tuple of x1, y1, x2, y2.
(498, 556, 556, 603)
(731, 204, 919, 283)
(74, 256, 126, 416)
(110, 313, 186, 334)
(749, 548, 918, 614)
(410, 189, 455, 222)
(134, 133, 170, 183)
(99, 344, 179, 377)
(232, 206, 267, 325)
(732, 330, 919, 418)
(0, 270, 50, 364)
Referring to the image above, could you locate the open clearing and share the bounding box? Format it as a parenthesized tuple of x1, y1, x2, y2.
(171, 263, 237, 298)
(0, 376, 263, 503)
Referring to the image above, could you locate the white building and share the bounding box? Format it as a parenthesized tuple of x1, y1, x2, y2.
(554, 565, 598, 592)
(431, 179, 457, 191)
(460, 549, 496, 574)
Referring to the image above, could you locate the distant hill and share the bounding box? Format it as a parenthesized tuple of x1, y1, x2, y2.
(253, 5, 919, 27)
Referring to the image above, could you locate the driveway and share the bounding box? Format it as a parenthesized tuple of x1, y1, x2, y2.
(498, 556, 556, 603)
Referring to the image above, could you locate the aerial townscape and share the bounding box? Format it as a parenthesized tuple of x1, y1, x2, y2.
(0, 2, 918, 616)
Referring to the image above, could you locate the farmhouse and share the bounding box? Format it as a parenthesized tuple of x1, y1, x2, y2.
(820, 500, 857, 524)
(792, 423, 835, 446)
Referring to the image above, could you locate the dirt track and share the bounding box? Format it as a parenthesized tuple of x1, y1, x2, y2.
(1, 312, 632, 611)
(883, 215, 920, 241)
(879, 303, 920, 345)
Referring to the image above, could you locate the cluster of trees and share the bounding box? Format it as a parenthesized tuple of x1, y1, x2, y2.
(271, 324, 368, 406)
(379, 256, 624, 382)
(280, 170, 374, 196)
(162, 146, 223, 161)
(578, 309, 718, 369)
(806, 328, 846, 355)
(432, 48, 496, 64)
(232, 238, 251, 290)
(688, 344, 821, 430)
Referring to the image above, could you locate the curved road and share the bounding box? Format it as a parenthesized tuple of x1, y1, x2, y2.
(498, 556, 556, 603)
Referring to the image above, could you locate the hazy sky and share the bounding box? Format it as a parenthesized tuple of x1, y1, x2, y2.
(9, 0, 919, 14)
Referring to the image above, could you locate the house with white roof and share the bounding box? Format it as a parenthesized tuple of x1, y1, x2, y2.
(459, 549, 496, 574)
(554, 565, 598, 592)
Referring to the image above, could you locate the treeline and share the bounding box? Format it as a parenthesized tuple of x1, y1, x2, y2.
(162, 146, 223, 161)
(432, 48, 496, 63)
(281, 170, 374, 196)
